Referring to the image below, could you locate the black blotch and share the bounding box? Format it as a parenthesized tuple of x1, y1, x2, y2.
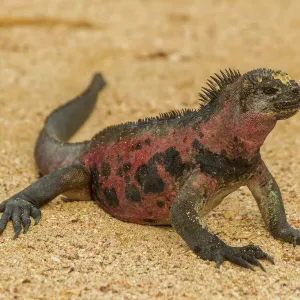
(163, 147, 186, 178)
(101, 161, 111, 179)
(135, 164, 164, 194)
(156, 200, 165, 208)
(234, 136, 239, 143)
(145, 138, 151, 146)
(125, 184, 141, 202)
(117, 167, 123, 177)
(91, 164, 101, 201)
(192, 139, 203, 151)
(103, 188, 119, 207)
(195, 148, 261, 182)
(123, 163, 132, 172)
(124, 175, 130, 183)
(116, 154, 122, 163)
(132, 141, 142, 151)
(199, 132, 204, 138)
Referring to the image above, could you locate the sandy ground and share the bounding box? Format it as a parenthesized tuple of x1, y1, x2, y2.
(0, 0, 300, 299)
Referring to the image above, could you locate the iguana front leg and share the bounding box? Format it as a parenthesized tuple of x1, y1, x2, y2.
(0, 165, 90, 238)
(170, 171, 273, 270)
(247, 160, 300, 246)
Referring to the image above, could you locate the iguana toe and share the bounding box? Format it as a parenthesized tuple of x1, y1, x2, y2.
(0, 198, 41, 238)
(212, 244, 272, 271)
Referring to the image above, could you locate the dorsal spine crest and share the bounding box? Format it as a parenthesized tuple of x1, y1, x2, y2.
(199, 69, 241, 105)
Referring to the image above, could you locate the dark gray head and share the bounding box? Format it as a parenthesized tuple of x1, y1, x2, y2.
(241, 68, 300, 120)
(199, 68, 300, 120)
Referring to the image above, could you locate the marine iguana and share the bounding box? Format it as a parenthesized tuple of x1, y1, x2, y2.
(1, 69, 300, 271)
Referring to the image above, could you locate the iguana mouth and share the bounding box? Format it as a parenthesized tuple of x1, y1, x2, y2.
(274, 99, 300, 111)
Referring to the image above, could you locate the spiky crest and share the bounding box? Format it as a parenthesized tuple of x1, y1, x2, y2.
(92, 108, 198, 144)
(199, 69, 241, 105)
(107, 108, 196, 129)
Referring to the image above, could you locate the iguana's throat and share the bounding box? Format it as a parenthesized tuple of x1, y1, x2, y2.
(199, 102, 277, 160)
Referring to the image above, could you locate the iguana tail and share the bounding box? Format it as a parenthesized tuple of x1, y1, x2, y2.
(35, 73, 106, 175)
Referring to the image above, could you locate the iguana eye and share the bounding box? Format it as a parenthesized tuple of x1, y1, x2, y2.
(263, 87, 278, 95)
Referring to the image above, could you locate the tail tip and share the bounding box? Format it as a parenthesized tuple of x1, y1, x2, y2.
(91, 72, 107, 90)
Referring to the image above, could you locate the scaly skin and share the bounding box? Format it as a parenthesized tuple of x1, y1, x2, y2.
(1, 69, 300, 271)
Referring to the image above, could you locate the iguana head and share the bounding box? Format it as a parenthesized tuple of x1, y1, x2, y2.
(199, 68, 300, 121)
(241, 69, 300, 120)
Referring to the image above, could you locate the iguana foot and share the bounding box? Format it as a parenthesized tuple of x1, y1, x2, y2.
(195, 244, 274, 271)
(274, 226, 300, 247)
(0, 198, 41, 239)
(0, 165, 90, 239)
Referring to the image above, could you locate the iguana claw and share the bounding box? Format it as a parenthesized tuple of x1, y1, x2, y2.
(0, 198, 41, 239)
(211, 244, 273, 271)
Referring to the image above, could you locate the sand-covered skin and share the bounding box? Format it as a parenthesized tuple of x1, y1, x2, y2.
(0, 1, 300, 299)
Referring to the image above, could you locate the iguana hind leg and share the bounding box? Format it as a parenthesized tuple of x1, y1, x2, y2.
(0, 164, 90, 238)
(170, 171, 274, 270)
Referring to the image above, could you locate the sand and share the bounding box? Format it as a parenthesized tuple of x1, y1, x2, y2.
(0, 0, 300, 299)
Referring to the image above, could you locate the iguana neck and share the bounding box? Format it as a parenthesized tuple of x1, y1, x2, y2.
(199, 101, 277, 160)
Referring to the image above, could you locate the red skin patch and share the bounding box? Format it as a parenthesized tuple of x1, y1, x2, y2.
(80, 105, 277, 224)
(81, 130, 192, 224)
(200, 103, 276, 159)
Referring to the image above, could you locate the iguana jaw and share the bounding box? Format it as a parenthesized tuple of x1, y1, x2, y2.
(273, 99, 300, 119)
